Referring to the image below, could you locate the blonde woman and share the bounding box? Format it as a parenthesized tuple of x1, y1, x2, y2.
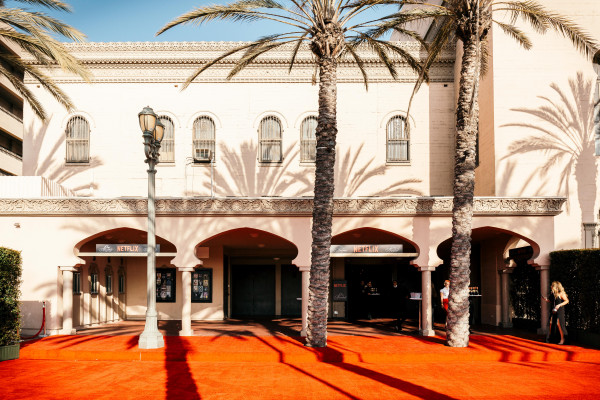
(542, 281, 569, 345)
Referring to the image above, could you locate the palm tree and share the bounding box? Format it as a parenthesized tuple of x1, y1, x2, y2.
(0, 0, 90, 121)
(157, 0, 426, 347)
(366, 0, 598, 347)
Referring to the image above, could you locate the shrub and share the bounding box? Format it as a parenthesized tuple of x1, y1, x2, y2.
(0, 247, 22, 346)
(550, 250, 600, 334)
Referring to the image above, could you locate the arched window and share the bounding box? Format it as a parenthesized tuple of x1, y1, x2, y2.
(65, 116, 90, 163)
(386, 115, 409, 162)
(193, 116, 215, 162)
(158, 116, 175, 163)
(105, 266, 113, 295)
(118, 266, 126, 294)
(259, 116, 282, 162)
(300, 116, 317, 162)
(89, 264, 99, 294)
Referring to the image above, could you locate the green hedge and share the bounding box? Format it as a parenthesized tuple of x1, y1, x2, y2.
(550, 250, 600, 334)
(0, 247, 22, 346)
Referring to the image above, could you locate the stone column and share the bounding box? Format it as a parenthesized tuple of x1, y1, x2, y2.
(419, 265, 436, 336)
(500, 268, 514, 328)
(299, 266, 310, 337)
(179, 266, 195, 336)
(537, 265, 550, 334)
(60, 266, 78, 335)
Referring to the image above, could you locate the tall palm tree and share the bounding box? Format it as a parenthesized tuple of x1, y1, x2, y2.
(366, 0, 598, 347)
(0, 0, 90, 121)
(157, 0, 426, 347)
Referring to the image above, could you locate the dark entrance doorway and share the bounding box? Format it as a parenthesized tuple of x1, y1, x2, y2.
(231, 265, 275, 316)
(281, 264, 301, 316)
(345, 259, 419, 320)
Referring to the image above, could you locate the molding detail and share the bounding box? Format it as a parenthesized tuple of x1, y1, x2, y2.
(0, 197, 566, 216)
(23, 41, 455, 84)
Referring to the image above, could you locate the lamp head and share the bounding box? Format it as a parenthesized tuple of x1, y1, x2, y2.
(138, 106, 157, 133)
(154, 119, 165, 143)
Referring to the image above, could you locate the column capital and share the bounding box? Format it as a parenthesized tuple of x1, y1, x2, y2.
(417, 265, 436, 272)
(534, 264, 550, 271)
(498, 268, 515, 274)
(59, 266, 79, 272)
(297, 265, 310, 272)
(177, 266, 196, 272)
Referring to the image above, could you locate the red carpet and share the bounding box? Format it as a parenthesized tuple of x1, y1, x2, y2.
(17, 334, 600, 363)
(2, 334, 598, 399)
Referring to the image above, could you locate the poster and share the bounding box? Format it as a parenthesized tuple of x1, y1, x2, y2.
(192, 269, 212, 303)
(156, 268, 176, 302)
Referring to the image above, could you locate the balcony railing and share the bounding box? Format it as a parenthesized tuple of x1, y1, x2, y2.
(0, 145, 22, 161)
(0, 104, 23, 123)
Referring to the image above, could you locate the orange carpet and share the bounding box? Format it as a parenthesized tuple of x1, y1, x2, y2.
(1, 335, 598, 399)
(17, 334, 600, 363)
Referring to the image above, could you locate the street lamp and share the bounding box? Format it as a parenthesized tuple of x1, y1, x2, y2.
(138, 106, 165, 349)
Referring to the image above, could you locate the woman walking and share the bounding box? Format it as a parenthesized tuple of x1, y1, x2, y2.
(542, 281, 569, 345)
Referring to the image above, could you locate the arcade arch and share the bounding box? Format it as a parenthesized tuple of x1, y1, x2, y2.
(434, 226, 540, 328)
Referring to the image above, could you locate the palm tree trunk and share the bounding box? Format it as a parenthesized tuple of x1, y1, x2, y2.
(306, 56, 337, 348)
(447, 36, 480, 348)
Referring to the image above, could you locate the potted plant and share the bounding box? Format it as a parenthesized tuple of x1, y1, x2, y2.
(0, 247, 22, 361)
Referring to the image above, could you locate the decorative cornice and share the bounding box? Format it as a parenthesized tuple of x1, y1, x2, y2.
(23, 41, 455, 84)
(0, 197, 566, 217)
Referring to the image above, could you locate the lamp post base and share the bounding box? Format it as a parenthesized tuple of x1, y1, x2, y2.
(138, 313, 164, 349)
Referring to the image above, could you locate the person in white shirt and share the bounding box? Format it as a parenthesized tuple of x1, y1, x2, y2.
(440, 280, 450, 313)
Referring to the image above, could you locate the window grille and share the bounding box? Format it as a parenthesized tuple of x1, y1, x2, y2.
(89, 264, 99, 294)
(105, 266, 113, 295)
(259, 116, 282, 162)
(300, 116, 317, 162)
(386, 116, 409, 162)
(193, 116, 215, 162)
(158, 116, 175, 163)
(65, 116, 90, 163)
(73, 272, 81, 294)
(118, 266, 126, 294)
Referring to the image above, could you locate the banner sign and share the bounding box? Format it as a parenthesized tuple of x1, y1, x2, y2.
(330, 244, 403, 254)
(96, 244, 160, 253)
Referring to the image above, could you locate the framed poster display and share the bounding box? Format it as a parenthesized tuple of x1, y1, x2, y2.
(192, 268, 212, 303)
(156, 268, 176, 303)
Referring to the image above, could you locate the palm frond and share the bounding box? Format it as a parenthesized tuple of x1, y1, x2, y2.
(494, 1, 598, 57)
(340, 42, 369, 90)
(227, 34, 296, 79)
(0, 8, 86, 42)
(362, 7, 453, 39)
(288, 31, 310, 72)
(492, 20, 532, 50)
(157, 0, 306, 36)
(10, 0, 71, 11)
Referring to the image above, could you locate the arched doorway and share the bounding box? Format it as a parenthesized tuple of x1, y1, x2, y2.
(74, 227, 176, 328)
(435, 227, 538, 327)
(197, 228, 298, 318)
(331, 228, 419, 321)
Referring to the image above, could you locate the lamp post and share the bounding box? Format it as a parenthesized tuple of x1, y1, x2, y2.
(138, 106, 165, 349)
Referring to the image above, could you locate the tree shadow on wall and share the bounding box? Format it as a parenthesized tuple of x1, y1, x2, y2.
(201, 141, 422, 198)
(500, 72, 598, 220)
(201, 140, 308, 197)
(334, 144, 422, 197)
(27, 118, 103, 194)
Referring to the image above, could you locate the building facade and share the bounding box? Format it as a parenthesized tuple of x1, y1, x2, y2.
(0, 32, 24, 176)
(1, 0, 599, 337)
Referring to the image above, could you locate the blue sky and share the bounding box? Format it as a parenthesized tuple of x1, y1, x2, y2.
(25, 0, 292, 42)
(17, 0, 393, 43)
